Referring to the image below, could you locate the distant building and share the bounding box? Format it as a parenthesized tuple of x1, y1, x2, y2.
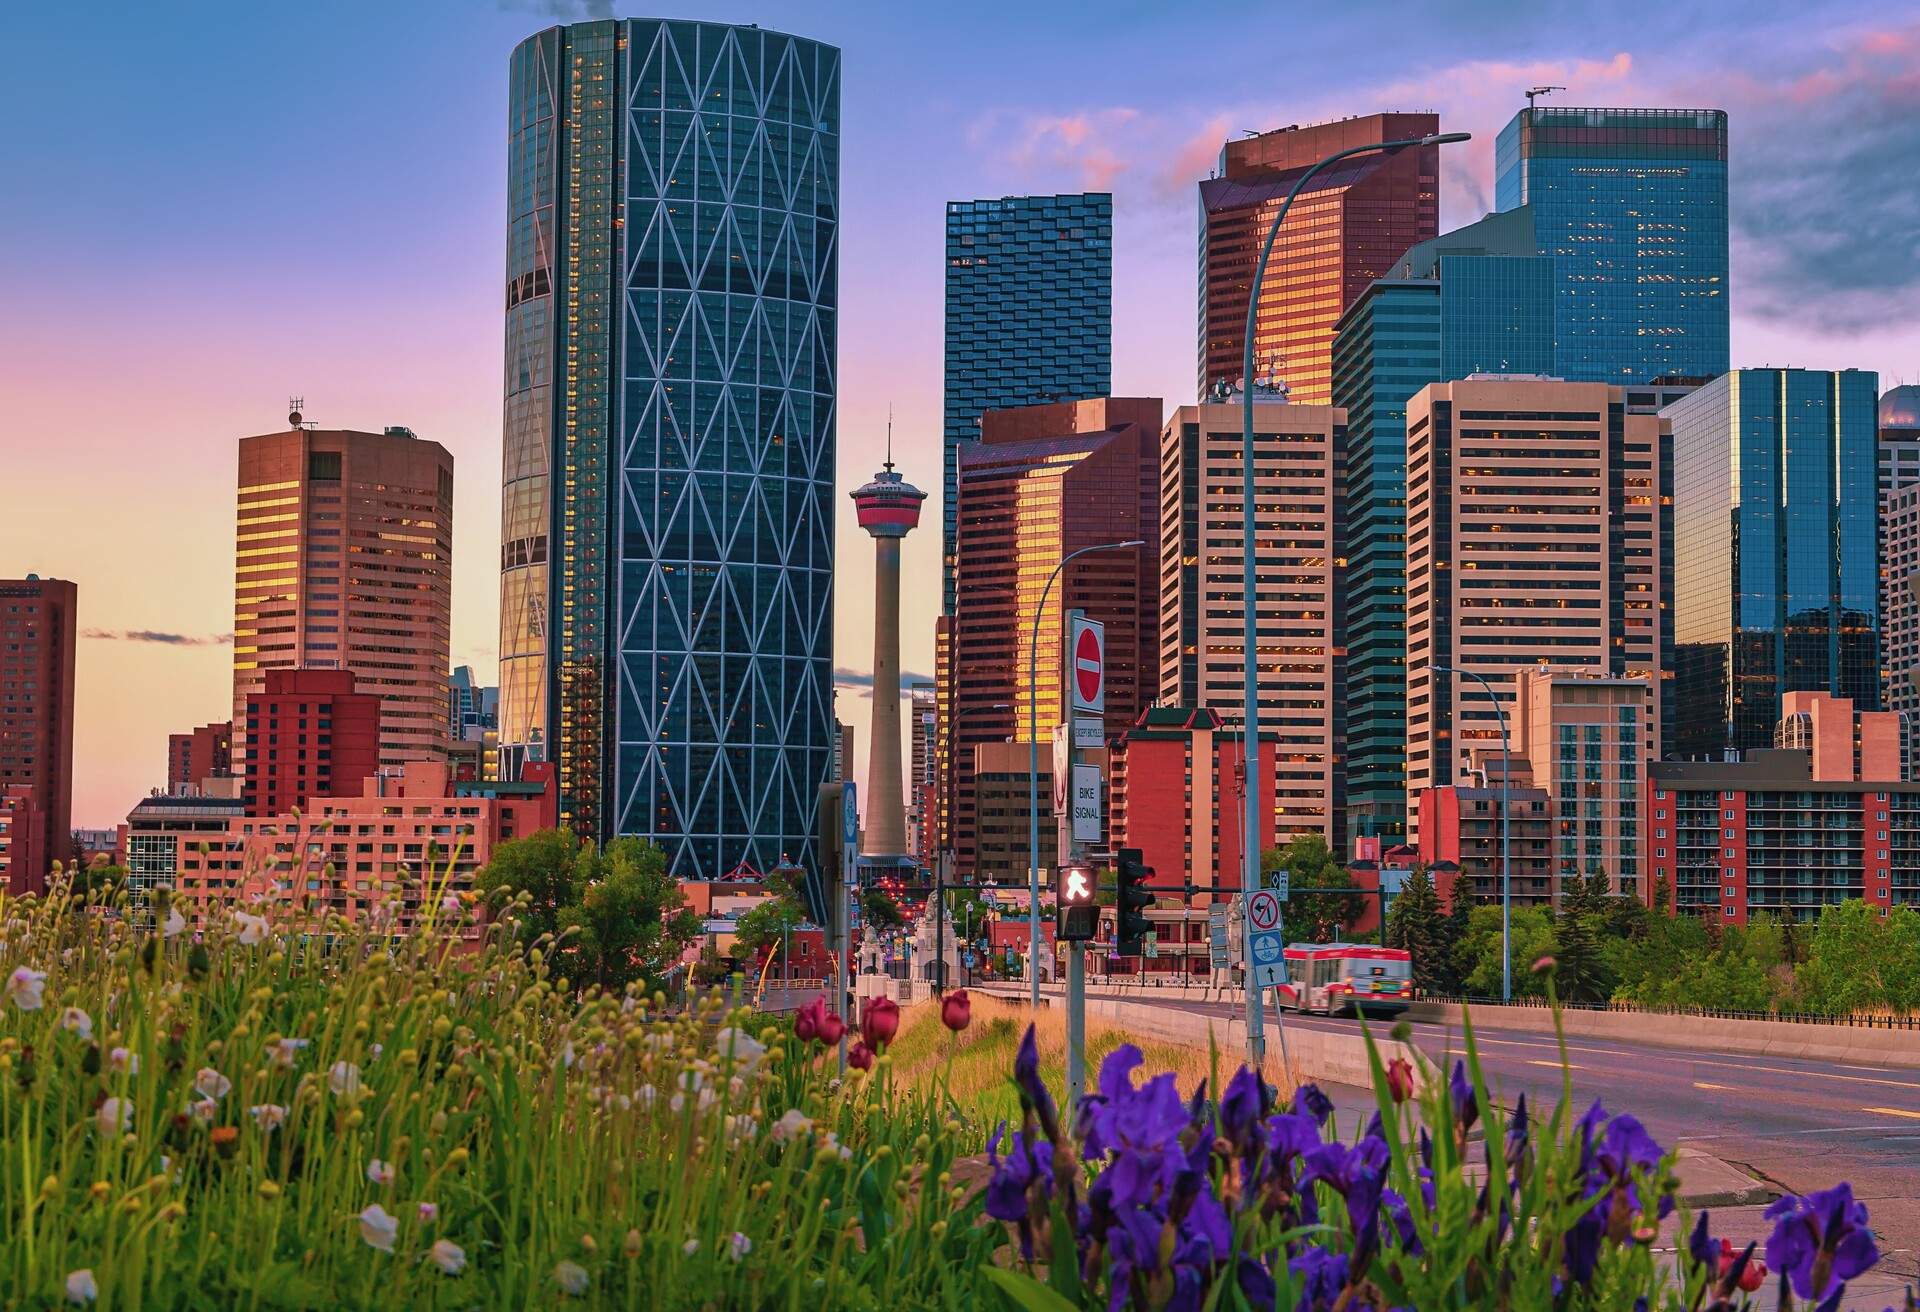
(1199, 114, 1442, 405)
(1884, 482, 1920, 730)
(1650, 694, 1912, 923)
(970, 742, 1056, 885)
(1668, 369, 1881, 757)
(1494, 105, 1729, 384)
(1107, 706, 1276, 895)
(1158, 395, 1344, 848)
(944, 193, 1113, 612)
(906, 678, 937, 868)
(1403, 379, 1669, 849)
(1879, 385, 1920, 494)
(448, 666, 498, 740)
(0, 575, 77, 894)
(241, 668, 381, 818)
(833, 720, 855, 787)
(233, 423, 453, 774)
(167, 721, 233, 792)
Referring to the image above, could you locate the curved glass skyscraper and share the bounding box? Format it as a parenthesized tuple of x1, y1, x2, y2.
(499, 19, 839, 876)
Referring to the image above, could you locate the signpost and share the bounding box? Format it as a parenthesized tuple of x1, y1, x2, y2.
(1062, 612, 1105, 1114)
(1069, 615, 1105, 714)
(1208, 901, 1232, 971)
(1070, 765, 1102, 843)
(836, 781, 857, 1073)
(1246, 888, 1286, 989)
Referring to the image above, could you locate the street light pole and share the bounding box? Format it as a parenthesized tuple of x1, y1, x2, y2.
(1028, 540, 1146, 1011)
(1435, 662, 1512, 1002)
(1238, 129, 1470, 1067)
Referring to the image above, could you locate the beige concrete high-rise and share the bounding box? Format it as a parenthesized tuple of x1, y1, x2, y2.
(233, 417, 454, 776)
(1402, 377, 1670, 849)
(850, 457, 926, 862)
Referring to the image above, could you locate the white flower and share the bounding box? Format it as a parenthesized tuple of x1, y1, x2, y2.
(427, 1239, 466, 1275)
(669, 1092, 684, 1114)
(636, 1085, 657, 1109)
(439, 893, 461, 916)
(97, 1097, 133, 1135)
(560, 1041, 576, 1069)
(187, 1098, 216, 1124)
(553, 1260, 589, 1296)
(7, 966, 46, 1011)
(771, 1109, 813, 1142)
(249, 1104, 287, 1132)
(725, 1113, 756, 1144)
(64, 1269, 97, 1305)
(712, 1027, 766, 1076)
(358, 1203, 398, 1252)
(268, 1037, 308, 1069)
(193, 1067, 231, 1101)
(162, 906, 186, 938)
(60, 1006, 93, 1041)
(329, 1061, 362, 1096)
(820, 1130, 852, 1161)
(682, 1238, 700, 1256)
(417, 1201, 438, 1223)
(370, 1043, 383, 1061)
(367, 1159, 395, 1186)
(232, 911, 268, 945)
(729, 1232, 751, 1262)
(108, 1047, 139, 1075)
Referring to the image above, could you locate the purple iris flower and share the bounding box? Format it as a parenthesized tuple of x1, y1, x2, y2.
(1220, 1065, 1265, 1146)
(1764, 1182, 1881, 1301)
(1013, 1024, 1061, 1143)
(1293, 1082, 1335, 1126)
(1081, 1044, 1188, 1166)
(1448, 1060, 1479, 1134)
(1506, 1093, 1531, 1163)
(1383, 1186, 1423, 1256)
(1688, 1211, 1715, 1269)
(1303, 1137, 1390, 1262)
(1564, 1193, 1606, 1287)
(1289, 1247, 1350, 1312)
(1265, 1110, 1323, 1165)
(1237, 1256, 1278, 1307)
(984, 1124, 1055, 1224)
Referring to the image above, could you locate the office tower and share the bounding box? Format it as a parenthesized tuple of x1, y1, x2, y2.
(1669, 370, 1880, 757)
(1495, 105, 1729, 384)
(1199, 113, 1440, 405)
(831, 720, 854, 787)
(1159, 395, 1344, 847)
(0, 576, 76, 893)
(906, 677, 937, 866)
(1402, 378, 1669, 847)
(939, 398, 1160, 880)
(233, 422, 452, 775)
(1650, 694, 1909, 923)
(1879, 386, 1920, 493)
(447, 666, 498, 740)
(1885, 482, 1920, 727)
(167, 721, 233, 792)
(498, 20, 839, 876)
(943, 193, 1113, 613)
(241, 668, 382, 818)
(851, 456, 926, 866)
(1107, 706, 1276, 893)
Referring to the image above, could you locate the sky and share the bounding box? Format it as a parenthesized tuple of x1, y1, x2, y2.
(2, 0, 1917, 827)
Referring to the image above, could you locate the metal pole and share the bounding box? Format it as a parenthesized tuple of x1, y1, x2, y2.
(835, 881, 850, 1073)
(1237, 129, 1467, 1068)
(1027, 541, 1143, 1010)
(1067, 941, 1086, 1109)
(1436, 663, 1512, 1002)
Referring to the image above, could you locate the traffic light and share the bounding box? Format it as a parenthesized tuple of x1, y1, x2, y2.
(1116, 847, 1155, 956)
(1056, 862, 1098, 941)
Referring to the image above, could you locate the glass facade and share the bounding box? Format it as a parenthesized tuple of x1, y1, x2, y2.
(1669, 370, 1882, 756)
(942, 194, 1112, 613)
(1332, 280, 1440, 840)
(1495, 106, 1729, 385)
(498, 20, 840, 877)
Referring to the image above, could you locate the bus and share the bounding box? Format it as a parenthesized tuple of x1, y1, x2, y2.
(1272, 943, 1414, 1017)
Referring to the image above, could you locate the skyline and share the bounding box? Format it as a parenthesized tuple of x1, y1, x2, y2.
(5, 2, 1919, 825)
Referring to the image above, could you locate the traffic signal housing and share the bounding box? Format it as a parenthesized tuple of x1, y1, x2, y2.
(1056, 862, 1099, 942)
(1116, 847, 1155, 955)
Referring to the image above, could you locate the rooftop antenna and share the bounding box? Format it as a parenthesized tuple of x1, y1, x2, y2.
(884, 404, 894, 472)
(1526, 85, 1566, 109)
(287, 396, 315, 431)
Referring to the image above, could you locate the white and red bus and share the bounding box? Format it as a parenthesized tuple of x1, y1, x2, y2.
(1272, 943, 1414, 1017)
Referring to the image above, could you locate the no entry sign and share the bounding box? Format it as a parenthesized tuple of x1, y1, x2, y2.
(1070, 615, 1105, 714)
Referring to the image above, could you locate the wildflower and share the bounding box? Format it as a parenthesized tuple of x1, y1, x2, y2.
(1718, 1238, 1766, 1293)
(1011, 1025, 1060, 1144)
(1289, 1248, 1349, 1308)
(162, 906, 186, 938)
(97, 1097, 133, 1134)
(7, 966, 47, 1011)
(249, 1104, 287, 1132)
(1448, 1060, 1480, 1134)
(683, 1239, 700, 1256)
(417, 1202, 438, 1223)
(860, 997, 901, 1051)
(1533, 954, 1558, 973)
(358, 1203, 398, 1252)
(108, 1046, 139, 1075)
(427, 1239, 465, 1275)
(232, 911, 269, 946)
(439, 893, 460, 917)
(367, 1159, 395, 1186)
(268, 1037, 308, 1069)
(60, 1007, 94, 1041)
(1764, 1182, 1880, 1301)
(794, 996, 824, 1042)
(1386, 1055, 1416, 1104)
(725, 1114, 756, 1144)
(940, 989, 972, 1033)
(636, 1084, 657, 1109)
(1078, 1044, 1186, 1164)
(771, 1108, 812, 1142)
(713, 1027, 767, 1076)
(847, 1040, 874, 1071)
(1292, 1081, 1335, 1126)
(983, 1124, 1055, 1224)
(193, 1068, 232, 1102)
(187, 1098, 217, 1124)
(553, 1260, 589, 1296)
(329, 1061, 362, 1096)
(729, 1232, 751, 1262)
(64, 1270, 97, 1305)
(817, 1007, 846, 1045)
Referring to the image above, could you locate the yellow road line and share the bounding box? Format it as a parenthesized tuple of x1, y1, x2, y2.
(1527, 1059, 1576, 1069)
(1863, 1106, 1920, 1120)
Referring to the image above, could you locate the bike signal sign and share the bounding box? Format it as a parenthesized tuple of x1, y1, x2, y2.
(1070, 615, 1105, 714)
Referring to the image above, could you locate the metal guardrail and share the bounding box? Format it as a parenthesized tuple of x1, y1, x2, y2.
(1425, 995, 1920, 1030)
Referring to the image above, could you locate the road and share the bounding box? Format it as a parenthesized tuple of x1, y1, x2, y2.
(1177, 999, 1920, 1291)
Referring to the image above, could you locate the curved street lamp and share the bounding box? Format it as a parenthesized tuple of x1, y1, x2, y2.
(1238, 130, 1471, 1062)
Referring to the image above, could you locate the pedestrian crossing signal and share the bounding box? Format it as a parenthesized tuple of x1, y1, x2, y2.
(1056, 863, 1098, 942)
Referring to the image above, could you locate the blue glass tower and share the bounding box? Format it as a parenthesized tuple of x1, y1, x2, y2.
(943, 194, 1112, 612)
(498, 19, 839, 876)
(1495, 106, 1729, 385)
(1669, 370, 1881, 756)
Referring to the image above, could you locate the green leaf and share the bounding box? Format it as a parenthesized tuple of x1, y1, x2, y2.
(1046, 1192, 1083, 1303)
(982, 1266, 1082, 1312)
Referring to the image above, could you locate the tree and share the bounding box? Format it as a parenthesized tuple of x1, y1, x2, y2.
(1262, 835, 1365, 940)
(1458, 904, 1555, 999)
(732, 895, 807, 964)
(475, 828, 589, 944)
(1383, 865, 1450, 995)
(1799, 899, 1899, 1015)
(862, 887, 906, 930)
(1440, 876, 1477, 994)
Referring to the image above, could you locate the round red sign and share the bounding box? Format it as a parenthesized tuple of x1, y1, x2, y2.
(1074, 626, 1103, 704)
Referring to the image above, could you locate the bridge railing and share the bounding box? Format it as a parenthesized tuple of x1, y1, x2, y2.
(1421, 994, 1920, 1030)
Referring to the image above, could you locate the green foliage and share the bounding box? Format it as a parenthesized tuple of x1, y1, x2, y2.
(1382, 865, 1452, 994)
(732, 896, 807, 962)
(861, 886, 906, 930)
(1262, 834, 1366, 940)
(1458, 904, 1555, 999)
(1551, 871, 1617, 1004)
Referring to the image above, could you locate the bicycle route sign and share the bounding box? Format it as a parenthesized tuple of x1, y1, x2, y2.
(1246, 888, 1286, 989)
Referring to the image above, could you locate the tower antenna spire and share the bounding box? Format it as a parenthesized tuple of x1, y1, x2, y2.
(884, 404, 895, 472)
